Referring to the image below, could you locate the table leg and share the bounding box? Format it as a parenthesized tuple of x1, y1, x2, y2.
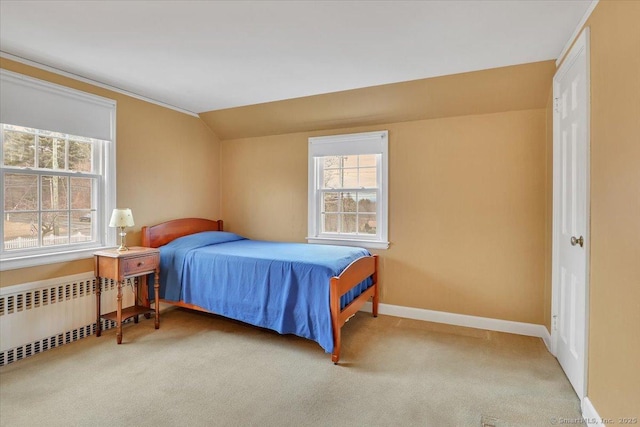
(116, 280, 123, 344)
(141, 274, 151, 319)
(96, 277, 102, 337)
(154, 268, 160, 329)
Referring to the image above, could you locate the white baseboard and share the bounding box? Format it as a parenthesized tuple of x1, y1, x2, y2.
(360, 302, 551, 342)
(582, 397, 605, 426)
(540, 326, 552, 352)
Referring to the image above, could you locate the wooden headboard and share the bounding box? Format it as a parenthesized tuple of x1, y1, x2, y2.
(141, 218, 224, 248)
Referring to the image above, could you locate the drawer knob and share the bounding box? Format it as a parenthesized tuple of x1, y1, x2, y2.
(137, 261, 144, 267)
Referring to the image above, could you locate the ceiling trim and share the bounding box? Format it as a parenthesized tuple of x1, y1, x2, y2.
(0, 51, 199, 118)
(556, 0, 599, 66)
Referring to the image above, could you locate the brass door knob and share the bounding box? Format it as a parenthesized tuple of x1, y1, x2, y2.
(570, 236, 584, 247)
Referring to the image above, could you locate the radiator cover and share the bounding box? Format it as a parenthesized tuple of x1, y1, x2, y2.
(0, 272, 138, 366)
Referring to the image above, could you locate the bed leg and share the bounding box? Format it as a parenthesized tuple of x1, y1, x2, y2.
(372, 255, 379, 318)
(330, 277, 341, 365)
(372, 285, 379, 318)
(332, 330, 341, 365)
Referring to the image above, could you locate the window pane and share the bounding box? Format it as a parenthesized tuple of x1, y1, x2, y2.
(323, 213, 339, 233)
(322, 169, 340, 188)
(342, 155, 358, 168)
(358, 214, 377, 235)
(71, 177, 93, 209)
(323, 156, 341, 169)
(41, 176, 69, 210)
(343, 169, 358, 187)
(341, 214, 356, 233)
(357, 192, 377, 213)
(41, 211, 69, 246)
(4, 212, 38, 250)
(74, 210, 93, 224)
(341, 192, 357, 213)
(3, 129, 35, 167)
(38, 137, 67, 170)
(71, 210, 94, 243)
(323, 192, 339, 213)
(359, 154, 377, 167)
(4, 173, 38, 211)
(359, 167, 377, 187)
(68, 140, 93, 172)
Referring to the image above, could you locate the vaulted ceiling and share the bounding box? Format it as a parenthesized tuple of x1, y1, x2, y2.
(200, 60, 556, 140)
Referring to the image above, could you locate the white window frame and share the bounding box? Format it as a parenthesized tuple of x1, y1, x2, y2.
(307, 130, 389, 250)
(0, 70, 116, 270)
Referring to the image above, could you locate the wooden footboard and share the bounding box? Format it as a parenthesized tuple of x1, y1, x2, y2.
(330, 254, 379, 364)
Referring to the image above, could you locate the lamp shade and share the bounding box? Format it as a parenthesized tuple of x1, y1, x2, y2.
(109, 208, 135, 228)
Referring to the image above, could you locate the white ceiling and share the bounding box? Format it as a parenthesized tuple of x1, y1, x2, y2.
(0, 1, 593, 114)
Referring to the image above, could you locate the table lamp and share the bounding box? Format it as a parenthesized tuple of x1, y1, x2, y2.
(109, 208, 135, 251)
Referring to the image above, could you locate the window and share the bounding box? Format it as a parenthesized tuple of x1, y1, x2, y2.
(0, 70, 116, 270)
(308, 130, 389, 249)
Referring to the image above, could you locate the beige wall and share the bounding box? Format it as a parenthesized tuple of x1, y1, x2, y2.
(568, 0, 640, 419)
(0, 58, 221, 287)
(222, 108, 547, 324)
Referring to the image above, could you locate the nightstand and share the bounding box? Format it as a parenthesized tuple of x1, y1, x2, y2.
(94, 246, 160, 344)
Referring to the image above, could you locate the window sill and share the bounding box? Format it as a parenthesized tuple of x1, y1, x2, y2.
(306, 237, 389, 250)
(0, 245, 111, 271)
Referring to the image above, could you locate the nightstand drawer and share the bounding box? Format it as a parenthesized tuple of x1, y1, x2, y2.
(122, 254, 158, 276)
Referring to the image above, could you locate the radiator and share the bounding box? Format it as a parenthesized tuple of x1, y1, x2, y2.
(0, 272, 138, 366)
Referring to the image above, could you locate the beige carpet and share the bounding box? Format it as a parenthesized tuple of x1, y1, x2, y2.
(0, 307, 583, 427)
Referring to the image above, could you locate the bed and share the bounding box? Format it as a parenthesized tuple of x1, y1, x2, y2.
(141, 218, 379, 363)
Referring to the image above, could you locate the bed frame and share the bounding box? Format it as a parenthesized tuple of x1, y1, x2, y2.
(141, 218, 379, 364)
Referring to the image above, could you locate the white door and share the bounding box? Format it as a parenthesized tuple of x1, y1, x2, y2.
(552, 28, 590, 399)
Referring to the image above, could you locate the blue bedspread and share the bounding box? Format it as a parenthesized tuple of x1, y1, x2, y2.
(154, 231, 372, 353)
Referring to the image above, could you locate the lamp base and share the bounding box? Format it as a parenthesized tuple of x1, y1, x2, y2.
(117, 227, 129, 251)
